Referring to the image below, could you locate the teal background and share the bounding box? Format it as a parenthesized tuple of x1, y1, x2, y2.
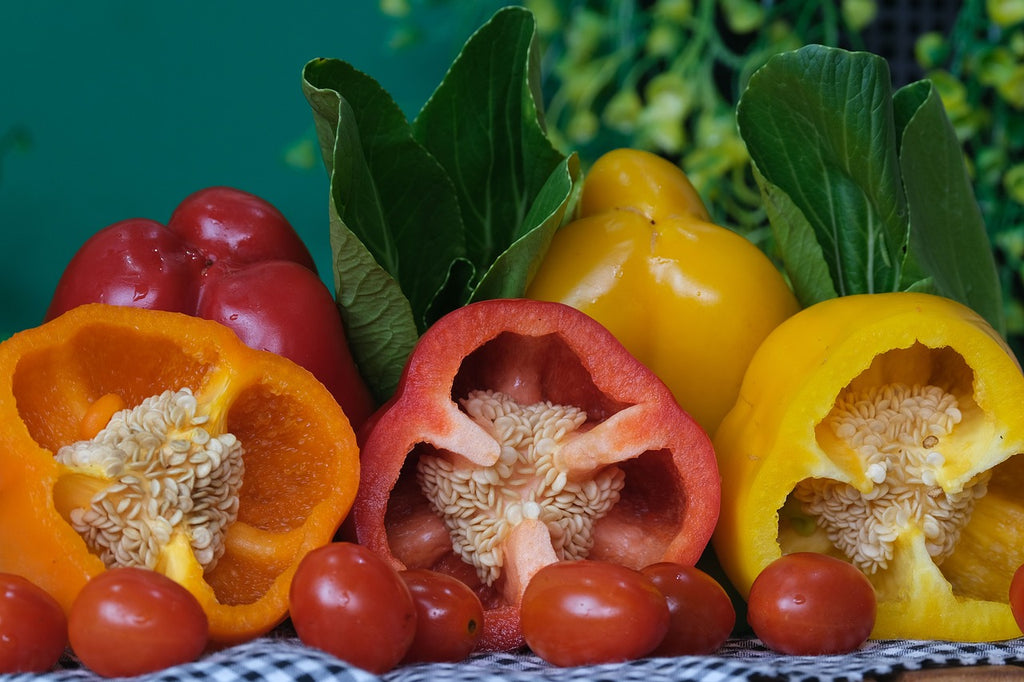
(0, 2, 500, 336)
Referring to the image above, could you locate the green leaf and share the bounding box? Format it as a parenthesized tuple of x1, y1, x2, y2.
(737, 45, 910, 297)
(300, 6, 575, 403)
(302, 58, 467, 332)
(471, 153, 582, 302)
(328, 211, 419, 404)
(413, 6, 565, 281)
(894, 80, 1006, 335)
(752, 165, 838, 307)
(302, 59, 432, 402)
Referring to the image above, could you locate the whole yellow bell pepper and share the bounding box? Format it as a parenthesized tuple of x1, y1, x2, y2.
(526, 148, 799, 435)
(713, 291, 1024, 641)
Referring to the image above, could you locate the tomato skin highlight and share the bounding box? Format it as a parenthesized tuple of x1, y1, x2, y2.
(400, 569, 484, 663)
(0, 574, 68, 673)
(520, 560, 670, 667)
(289, 543, 417, 673)
(641, 562, 735, 655)
(68, 567, 208, 677)
(746, 552, 876, 655)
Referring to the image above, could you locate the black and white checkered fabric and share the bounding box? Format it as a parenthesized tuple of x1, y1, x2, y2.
(6, 635, 1024, 681)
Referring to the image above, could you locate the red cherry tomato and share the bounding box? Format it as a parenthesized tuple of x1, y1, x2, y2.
(399, 569, 484, 663)
(746, 552, 876, 655)
(520, 560, 669, 667)
(641, 562, 735, 655)
(68, 567, 208, 677)
(1008, 563, 1024, 632)
(0, 573, 68, 673)
(289, 543, 416, 673)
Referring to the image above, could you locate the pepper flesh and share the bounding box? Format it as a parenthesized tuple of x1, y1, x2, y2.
(352, 298, 720, 652)
(0, 303, 360, 645)
(44, 186, 374, 428)
(712, 292, 1024, 641)
(527, 148, 799, 435)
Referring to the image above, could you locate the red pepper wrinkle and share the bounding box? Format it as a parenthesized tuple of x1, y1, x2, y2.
(352, 298, 720, 652)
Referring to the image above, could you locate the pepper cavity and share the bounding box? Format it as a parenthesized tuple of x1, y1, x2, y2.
(53, 388, 244, 574)
(792, 381, 990, 574)
(417, 389, 625, 590)
(352, 298, 720, 651)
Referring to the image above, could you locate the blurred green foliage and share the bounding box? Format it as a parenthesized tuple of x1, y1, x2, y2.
(915, 0, 1024, 347)
(383, 1, 1024, 351)
(524, 0, 878, 246)
(381, 0, 877, 243)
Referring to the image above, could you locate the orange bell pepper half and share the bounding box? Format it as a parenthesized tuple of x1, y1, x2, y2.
(0, 303, 360, 646)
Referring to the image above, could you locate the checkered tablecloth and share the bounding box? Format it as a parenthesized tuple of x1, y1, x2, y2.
(6, 634, 1024, 682)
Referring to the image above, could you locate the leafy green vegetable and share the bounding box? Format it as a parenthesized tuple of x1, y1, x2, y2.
(302, 7, 579, 403)
(738, 44, 1005, 335)
(894, 80, 1006, 333)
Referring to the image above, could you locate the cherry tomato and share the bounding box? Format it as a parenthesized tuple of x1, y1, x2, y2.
(289, 542, 416, 673)
(520, 560, 669, 667)
(746, 552, 876, 655)
(68, 567, 208, 677)
(641, 562, 735, 655)
(1008, 563, 1024, 633)
(0, 573, 68, 673)
(399, 569, 484, 663)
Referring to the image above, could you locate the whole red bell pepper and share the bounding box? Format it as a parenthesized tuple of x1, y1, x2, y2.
(351, 297, 720, 651)
(45, 186, 375, 428)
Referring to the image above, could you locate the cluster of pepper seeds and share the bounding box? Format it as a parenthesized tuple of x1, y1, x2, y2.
(55, 388, 245, 572)
(794, 382, 990, 573)
(417, 389, 625, 586)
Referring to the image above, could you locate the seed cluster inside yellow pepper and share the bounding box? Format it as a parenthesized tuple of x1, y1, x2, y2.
(792, 381, 990, 573)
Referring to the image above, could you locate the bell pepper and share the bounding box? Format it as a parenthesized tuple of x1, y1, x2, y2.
(712, 291, 1024, 641)
(526, 148, 800, 435)
(0, 303, 360, 645)
(44, 186, 375, 428)
(351, 297, 720, 651)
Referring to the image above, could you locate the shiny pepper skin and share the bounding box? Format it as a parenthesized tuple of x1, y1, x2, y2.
(45, 186, 374, 428)
(527, 148, 800, 435)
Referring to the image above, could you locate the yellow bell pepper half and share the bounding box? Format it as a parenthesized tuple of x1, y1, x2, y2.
(713, 291, 1024, 641)
(527, 148, 799, 436)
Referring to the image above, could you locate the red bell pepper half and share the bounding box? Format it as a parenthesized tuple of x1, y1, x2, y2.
(352, 298, 720, 651)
